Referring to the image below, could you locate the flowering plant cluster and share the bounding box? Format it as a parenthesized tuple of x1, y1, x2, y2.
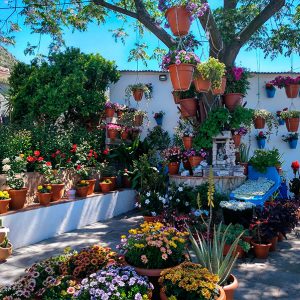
(101, 179, 112, 185)
(265, 82, 275, 90)
(158, 262, 219, 300)
(225, 66, 250, 95)
(282, 132, 298, 142)
(255, 131, 267, 140)
(138, 190, 166, 217)
(220, 200, 255, 211)
(0, 190, 10, 200)
(276, 108, 288, 118)
(115, 103, 128, 112)
(107, 123, 122, 131)
(162, 146, 183, 163)
(104, 101, 115, 109)
(153, 110, 165, 119)
(2, 155, 27, 190)
(161, 50, 200, 70)
(291, 161, 300, 176)
(174, 119, 194, 138)
(183, 148, 207, 158)
(232, 127, 248, 136)
(74, 266, 153, 300)
(26, 150, 44, 171)
(167, 183, 194, 213)
(271, 76, 300, 88)
(37, 185, 52, 194)
(118, 222, 188, 269)
(280, 110, 300, 119)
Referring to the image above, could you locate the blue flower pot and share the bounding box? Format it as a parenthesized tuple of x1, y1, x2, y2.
(288, 139, 298, 149)
(257, 138, 266, 149)
(266, 88, 276, 98)
(155, 117, 163, 126)
(278, 118, 285, 126)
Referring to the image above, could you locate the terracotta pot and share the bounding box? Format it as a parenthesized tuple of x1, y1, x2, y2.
(134, 115, 144, 127)
(0, 243, 12, 262)
(212, 77, 227, 95)
(0, 199, 11, 214)
(165, 6, 191, 37)
(239, 162, 248, 176)
(117, 110, 123, 118)
(105, 107, 115, 118)
(107, 128, 119, 140)
(168, 64, 194, 91)
(172, 91, 180, 104)
(76, 186, 89, 197)
(188, 156, 203, 167)
(132, 89, 144, 101)
(183, 160, 191, 170)
(223, 244, 245, 258)
(86, 179, 96, 195)
(232, 134, 241, 147)
(102, 176, 117, 190)
(285, 117, 299, 132)
(223, 93, 243, 111)
(121, 131, 129, 140)
(252, 241, 272, 259)
(99, 183, 111, 193)
(269, 236, 278, 252)
(278, 232, 284, 242)
(223, 274, 239, 300)
(37, 193, 52, 206)
(182, 136, 193, 150)
(122, 176, 131, 188)
(50, 184, 65, 201)
(8, 188, 28, 210)
(168, 162, 180, 175)
(285, 84, 299, 98)
(160, 286, 226, 300)
(194, 76, 211, 93)
(253, 116, 266, 129)
(179, 98, 197, 118)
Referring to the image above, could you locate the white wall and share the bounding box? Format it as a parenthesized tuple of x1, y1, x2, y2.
(110, 71, 300, 179)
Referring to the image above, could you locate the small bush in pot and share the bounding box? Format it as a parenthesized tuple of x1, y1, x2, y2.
(0, 236, 12, 262)
(253, 109, 278, 133)
(249, 148, 282, 173)
(37, 185, 52, 206)
(0, 190, 11, 214)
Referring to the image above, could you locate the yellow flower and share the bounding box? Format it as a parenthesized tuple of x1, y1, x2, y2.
(80, 180, 86, 184)
(19, 154, 24, 158)
(121, 235, 126, 239)
(46, 185, 52, 190)
(37, 185, 43, 190)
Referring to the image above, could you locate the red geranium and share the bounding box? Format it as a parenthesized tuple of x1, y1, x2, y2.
(34, 150, 41, 157)
(27, 156, 36, 163)
(103, 149, 109, 155)
(38, 156, 44, 161)
(46, 162, 52, 167)
(291, 161, 300, 175)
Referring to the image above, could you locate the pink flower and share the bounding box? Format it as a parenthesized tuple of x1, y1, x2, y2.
(141, 255, 148, 264)
(161, 253, 168, 260)
(67, 287, 75, 294)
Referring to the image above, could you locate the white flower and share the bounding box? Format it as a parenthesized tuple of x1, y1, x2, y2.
(185, 202, 189, 206)
(146, 192, 151, 197)
(15, 156, 22, 162)
(145, 199, 150, 205)
(151, 212, 157, 216)
(176, 198, 180, 203)
(178, 187, 183, 192)
(2, 164, 11, 172)
(2, 158, 10, 164)
(135, 202, 139, 207)
(169, 196, 172, 200)
(220, 200, 255, 211)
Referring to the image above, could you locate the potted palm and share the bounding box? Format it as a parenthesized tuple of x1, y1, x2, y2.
(0, 191, 11, 214)
(162, 50, 200, 91)
(280, 110, 300, 132)
(282, 132, 298, 149)
(271, 75, 300, 98)
(37, 185, 52, 206)
(2, 156, 28, 210)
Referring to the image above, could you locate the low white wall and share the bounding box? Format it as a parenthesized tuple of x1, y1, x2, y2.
(1, 189, 136, 249)
(110, 71, 300, 180)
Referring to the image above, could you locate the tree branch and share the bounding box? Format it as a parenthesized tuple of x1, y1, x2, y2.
(224, 0, 237, 10)
(238, 0, 285, 45)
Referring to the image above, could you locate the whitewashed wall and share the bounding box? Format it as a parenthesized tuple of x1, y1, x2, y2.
(110, 71, 300, 179)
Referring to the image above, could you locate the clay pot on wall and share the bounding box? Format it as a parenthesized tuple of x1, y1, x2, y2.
(132, 89, 144, 101)
(0, 199, 11, 214)
(179, 98, 197, 118)
(49, 184, 65, 201)
(165, 6, 191, 37)
(37, 193, 52, 206)
(8, 188, 28, 210)
(223, 93, 243, 111)
(194, 76, 211, 93)
(285, 84, 299, 98)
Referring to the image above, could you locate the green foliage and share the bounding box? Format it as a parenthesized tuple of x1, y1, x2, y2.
(224, 67, 251, 95)
(229, 106, 254, 129)
(249, 149, 283, 173)
(9, 48, 120, 124)
(144, 126, 171, 151)
(193, 107, 230, 149)
(239, 143, 250, 163)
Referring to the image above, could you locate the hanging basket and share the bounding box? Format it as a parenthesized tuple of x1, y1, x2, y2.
(134, 115, 144, 127)
(168, 64, 194, 91)
(107, 128, 119, 140)
(105, 108, 115, 118)
(172, 91, 181, 104)
(223, 93, 243, 111)
(132, 89, 144, 101)
(285, 117, 300, 132)
(179, 98, 197, 118)
(285, 84, 299, 98)
(253, 116, 266, 129)
(212, 77, 227, 95)
(165, 6, 191, 37)
(194, 76, 211, 93)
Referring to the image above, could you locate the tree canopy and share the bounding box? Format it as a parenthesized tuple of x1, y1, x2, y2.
(0, 1, 299, 66)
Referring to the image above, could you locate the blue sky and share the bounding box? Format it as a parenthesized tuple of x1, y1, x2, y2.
(3, 4, 300, 72)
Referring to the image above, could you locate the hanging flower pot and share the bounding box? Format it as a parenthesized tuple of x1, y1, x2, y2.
(278, 118, 285, 125)
(285, 117, 300, 132)
(105, 107, 115, 118)
(253, 116, 266, 129)
(182, 136, 193, 150)
(288, 138, 298, 149)
(172, 91, 180, 104)
(165, 6, 191, 37)
(232, 134, 241, 147)
(107, 128, 119, 140)
(223, 93, 243, 111)
(257, 138, 266, 149)
(188, 156, 203, 167)
(0, 198, 11, 214)
(134, 114, 144, 127)
(168, 64, 195, 91)
(155, 116, 163, 126)
(8, 188, 28, 210)
(132, 89, 144, 101)
(179, 98, 197, 118)
(266, 88, 276, 98)
(50, 184, 65, 201)
(212, 76, 227, 95)
(121, 130, 129, 140)
(194, 75, 211, 93)
(285, 84, 299, 98)
(168, 162, 179, 175)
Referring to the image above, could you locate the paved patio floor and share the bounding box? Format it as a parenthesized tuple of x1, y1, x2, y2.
(0, 212, 299, 299)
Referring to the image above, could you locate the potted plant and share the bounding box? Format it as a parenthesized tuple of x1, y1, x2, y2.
(253, 109, 278, 132)
(290, 161, 300, 197)
(37, 185, 52, 206)
(100, 162, 117, 190)
(231, 127, 247, 148)
(161, 50, 200, 91)
(125, 83, 152, 102)
(139, 190, 164, 222)
(174, 118, 194, 149)
(104, 101, 115, 118)
(276, 108, 288, 125)
(0, 219, 9, 244)
(249, 148, 282, 173)
(120, 126, 130, 140)
(238, 143, 250, 175)
(74, 265, 153, 300)
(2, 156, 28, 210)
(153, 110, 165, 126)
(75, 163, 96, 195)
(99, 179, 112, 193)
(280, 110, 300, 132)
(184, 148, 207, 168)
(177, 87, 198, 118)
(194, 57, 226, 93)
(134, 110, 147, 127)
(265, 82, 276, 98)
(76, 180, 89, 197)
(115, 103, 127, 118)
(271, 75, 300, 98)
(161, 146, 182, 175)
(282, 132, 298, 149)
(158, 262, 226, 300)
(106, 123, 121, 140)
(256, 131, 267, 149)
(122, 168, 132, 188)
(160, 1, 209, 37)
(224, 66, 250, 111)
(0, 191, 11, 214)
(0, 236, 12, 262)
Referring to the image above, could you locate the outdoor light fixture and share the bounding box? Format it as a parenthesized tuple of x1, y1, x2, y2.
(159, 74, 168, 81)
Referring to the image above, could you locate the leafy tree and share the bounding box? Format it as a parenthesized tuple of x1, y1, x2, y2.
(0, 1, 298, 66)
(8, 48, 120, 124)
